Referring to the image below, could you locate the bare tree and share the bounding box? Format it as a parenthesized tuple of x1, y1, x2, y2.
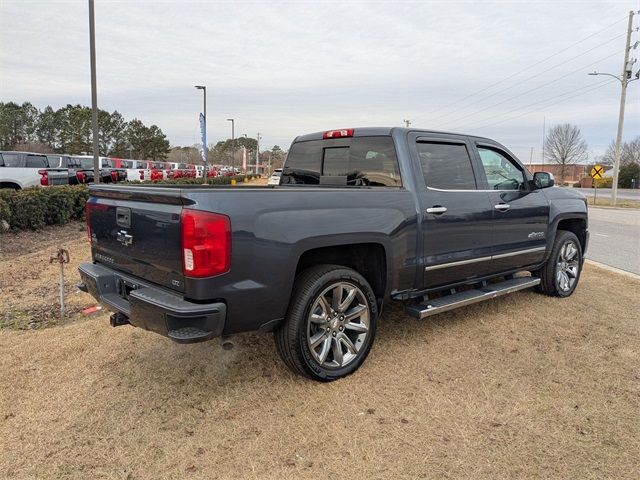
(602, 136, 640, 166)
(544, 124, 588, 184)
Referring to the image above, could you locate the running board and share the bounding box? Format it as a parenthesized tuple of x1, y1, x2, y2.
(405, 277, 541, 319)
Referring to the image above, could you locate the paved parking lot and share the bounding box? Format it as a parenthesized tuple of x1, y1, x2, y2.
(587, 207, 640, 275)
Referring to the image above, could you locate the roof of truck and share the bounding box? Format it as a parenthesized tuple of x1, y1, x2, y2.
(292, 127, 494, 144)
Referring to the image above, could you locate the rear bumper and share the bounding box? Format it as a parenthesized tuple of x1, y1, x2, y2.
(78, 262, 226, 343)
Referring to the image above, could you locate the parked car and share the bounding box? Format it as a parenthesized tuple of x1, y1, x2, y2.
(79, 127, 588, 381)
(267, 168, 283, 186)
(0, 151, 64, 188)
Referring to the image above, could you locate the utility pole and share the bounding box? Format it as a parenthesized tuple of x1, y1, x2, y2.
(403, 119, 412, 128)
(541, 116, 546, 167)
(588, 10, 638, 206)
(256, 132, 262, 174)
(88, 0, 100, 183)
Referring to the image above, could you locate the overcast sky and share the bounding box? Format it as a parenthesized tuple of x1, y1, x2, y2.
(1, 0, 639, 161)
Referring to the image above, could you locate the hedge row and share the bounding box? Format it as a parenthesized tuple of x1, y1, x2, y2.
(0, 175, 261, 232)
(0, 185, 89, 231)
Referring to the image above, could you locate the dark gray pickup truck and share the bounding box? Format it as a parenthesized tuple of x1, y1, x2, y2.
(79, 127, 588, 381)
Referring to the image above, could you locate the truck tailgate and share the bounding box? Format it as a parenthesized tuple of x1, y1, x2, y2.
(87, 186, 189, 293)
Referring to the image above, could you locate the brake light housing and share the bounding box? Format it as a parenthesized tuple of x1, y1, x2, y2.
(181, 209, 231, 278)
(323, 128, 353, 139)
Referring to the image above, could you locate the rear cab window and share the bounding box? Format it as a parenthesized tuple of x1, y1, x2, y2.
(281, 136, 402, 187)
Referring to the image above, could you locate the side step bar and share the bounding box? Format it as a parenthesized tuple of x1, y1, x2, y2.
(405, 277, 541, 319)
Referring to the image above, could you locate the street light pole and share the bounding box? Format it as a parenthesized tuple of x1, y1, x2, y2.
(226, 118, 235, 172)
(88, 0, 100, 183)
(256, 132, 262, 175)
(588, 10, 638, 206)
(194, 85, 207, 184)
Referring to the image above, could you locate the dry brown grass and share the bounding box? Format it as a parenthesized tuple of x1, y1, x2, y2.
(588, 197, 640, 209)
(1, 224, 639, 479)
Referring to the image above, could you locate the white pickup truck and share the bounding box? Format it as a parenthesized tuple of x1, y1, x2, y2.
(0, 151, 68, 189)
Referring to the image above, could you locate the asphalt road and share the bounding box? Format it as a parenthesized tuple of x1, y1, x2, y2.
(574, 188, 640, 201)
(586, 207, 640, 275)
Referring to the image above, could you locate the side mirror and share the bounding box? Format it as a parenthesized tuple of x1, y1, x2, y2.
(533, 171, 555, 189)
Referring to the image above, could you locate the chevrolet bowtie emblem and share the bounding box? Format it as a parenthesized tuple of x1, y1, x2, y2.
(116, 230, 133, 246)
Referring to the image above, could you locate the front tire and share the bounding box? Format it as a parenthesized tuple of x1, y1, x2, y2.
(275, 265, 378, 382)
(534, 230, 583, 297)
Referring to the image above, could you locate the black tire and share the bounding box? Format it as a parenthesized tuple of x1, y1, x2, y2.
(274, 264, 378, 382)
(534, 230, 583, 297)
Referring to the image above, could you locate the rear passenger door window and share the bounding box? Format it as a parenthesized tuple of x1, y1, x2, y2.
(477, 147, 526, 191)
(26, 155, 48, 168)
(416, 142, 477, 190)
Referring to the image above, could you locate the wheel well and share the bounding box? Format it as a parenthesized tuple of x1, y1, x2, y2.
(0, 182, 21, 190)
(557, 218, 587, 252)
(296, 244, 387, 300)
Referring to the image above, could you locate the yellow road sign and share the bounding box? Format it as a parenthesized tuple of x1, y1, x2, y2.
(590, 165, 604, 180)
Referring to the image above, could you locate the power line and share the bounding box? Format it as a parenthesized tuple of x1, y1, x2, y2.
(431, 32, 627, 126)
(467, 78, 616, 132)
(423, 16, 628, 119)
(446, 50, 622, 130)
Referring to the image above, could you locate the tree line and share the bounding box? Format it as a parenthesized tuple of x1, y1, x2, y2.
(168, 139, 287, 170)
(0, 102, 171, 160)
(544, 123, 639, 187)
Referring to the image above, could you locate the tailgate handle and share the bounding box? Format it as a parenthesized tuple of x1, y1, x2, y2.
(116, 207, 131, 228)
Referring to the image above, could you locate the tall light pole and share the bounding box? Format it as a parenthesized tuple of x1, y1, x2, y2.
(195, 85, 207, 184)
(88, 0, 100, 183)
(226, 118, 235, 171)
(256, 132, 262, 175)
(588, 10, 638, 206)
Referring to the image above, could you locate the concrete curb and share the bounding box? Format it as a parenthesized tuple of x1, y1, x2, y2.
(588, 205, 640, 211)
(585, 259, 640, 280)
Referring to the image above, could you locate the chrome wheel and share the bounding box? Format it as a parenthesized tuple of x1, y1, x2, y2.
(555, 240, 580, 292)
(306, 281, 370, 369)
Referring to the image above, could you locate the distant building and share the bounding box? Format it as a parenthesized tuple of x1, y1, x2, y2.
(526, 163, 595, 184)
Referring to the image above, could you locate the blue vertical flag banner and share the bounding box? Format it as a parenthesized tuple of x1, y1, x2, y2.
(199, 113, 206, 165)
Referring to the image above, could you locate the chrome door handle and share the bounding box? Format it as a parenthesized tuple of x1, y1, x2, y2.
(494, 203, 511, 211)
(426, 206, 447, 214)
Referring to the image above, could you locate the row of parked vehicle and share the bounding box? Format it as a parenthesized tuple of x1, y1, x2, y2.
(0, 151, 241, 189)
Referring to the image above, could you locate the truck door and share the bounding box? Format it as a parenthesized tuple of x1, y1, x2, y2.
(411, 135, 495, 289)
(471, 142, 550, 273)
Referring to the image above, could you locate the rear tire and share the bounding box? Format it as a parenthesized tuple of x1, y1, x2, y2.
(534, 230, 583, 297)
(274, 265, 378, 382)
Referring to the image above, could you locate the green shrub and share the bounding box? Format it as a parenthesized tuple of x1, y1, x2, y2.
(0, 185, 89, 231)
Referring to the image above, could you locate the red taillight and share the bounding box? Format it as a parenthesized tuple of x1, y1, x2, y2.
(323, 128, 353, 139)
(38, 169, 49, 186)
(181, 209, 231, 278)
